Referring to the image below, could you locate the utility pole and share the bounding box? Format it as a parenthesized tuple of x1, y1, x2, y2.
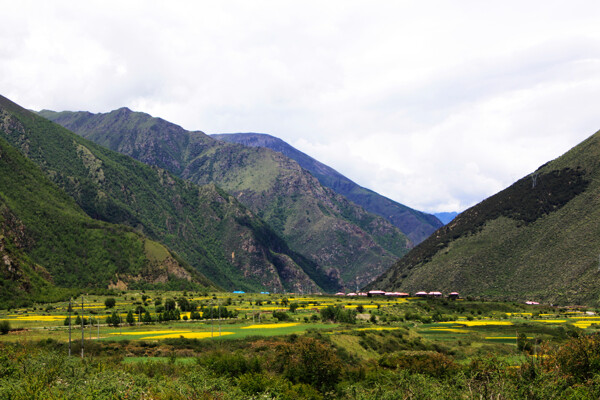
(68, 298, 72, 356)
(81, 296, 84, 358)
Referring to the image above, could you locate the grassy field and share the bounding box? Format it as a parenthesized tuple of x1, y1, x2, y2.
(2, 291, 600, 398)
(1, 290, 597, 351)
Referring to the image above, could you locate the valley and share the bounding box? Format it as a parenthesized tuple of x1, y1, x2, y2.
(0, 291, 598, 398)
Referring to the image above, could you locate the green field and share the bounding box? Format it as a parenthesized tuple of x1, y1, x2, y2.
(1, 291, 600, 398)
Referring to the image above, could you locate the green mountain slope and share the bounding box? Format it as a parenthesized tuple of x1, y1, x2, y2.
(212, 132, 443, 244)
(0, 191, 58, 308)
(39, 109, 412, 289)
(369, 129, 600, 305)
(0, 133, 210, 306)
(0, 95, 332, 293)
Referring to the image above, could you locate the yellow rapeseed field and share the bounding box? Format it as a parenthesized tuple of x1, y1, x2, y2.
(485, 336, 532, 340)
(141, 332, 235, 339)
(572, 321, 600, 329)
(429, 328, 471, 333)
(535, 320, 567, 323)
(442, 320, 513, 327)
(356, 327, 402, 331)
(109, 331, 191, 335)
(242, 323, 299, 329)
(2, 315, 67, 321)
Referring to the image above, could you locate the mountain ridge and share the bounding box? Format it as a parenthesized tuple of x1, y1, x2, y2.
(1, 95, 335, 293)
(368, 128, 600, 305)
(39, 109, 412, 289)
(211, 132, 443, 244)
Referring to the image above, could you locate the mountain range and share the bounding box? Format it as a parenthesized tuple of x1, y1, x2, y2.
(39, 108, 420, 289)
(0, 94, 349, 298)
(370, 128, 600, 305)
(210, 133, 442, 244)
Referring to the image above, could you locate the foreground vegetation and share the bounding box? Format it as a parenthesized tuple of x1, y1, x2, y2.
(1, 291, 600, 398)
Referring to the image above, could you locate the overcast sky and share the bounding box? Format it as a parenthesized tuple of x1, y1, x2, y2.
(2, 1, 600, 213)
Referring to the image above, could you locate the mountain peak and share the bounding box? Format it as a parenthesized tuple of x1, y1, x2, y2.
(212, 132, 443, 244)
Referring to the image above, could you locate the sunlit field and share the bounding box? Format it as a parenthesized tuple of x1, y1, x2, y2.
(1, 290, 598, 350)
(2, 290, 600, 398)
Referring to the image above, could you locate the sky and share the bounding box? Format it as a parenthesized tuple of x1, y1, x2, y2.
(2, 1, 600, 213)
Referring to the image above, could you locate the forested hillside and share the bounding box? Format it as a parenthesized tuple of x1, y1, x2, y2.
(1, 95, 335, 293)
(41, 109, 411, 288)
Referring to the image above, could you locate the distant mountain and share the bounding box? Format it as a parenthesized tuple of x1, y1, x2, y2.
(0, 95, 339, 294)
(212, 133, 443, 244)
(40, 109, 412, 290)
(433, 212, 458, 225)
(369, 128, 600, 305)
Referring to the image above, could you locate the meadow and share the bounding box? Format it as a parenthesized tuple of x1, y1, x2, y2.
(1, 291, 600, 398)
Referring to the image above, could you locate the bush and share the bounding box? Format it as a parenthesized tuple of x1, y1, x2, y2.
(199, 351, 261, 377)
(379, 351, 458, 378)
(273, 336, 342, 392)
(547, 333, 600, 383)
(104, 298, 116, 309)
(273, 311, 291, 321)
(0, 321, 10, 335)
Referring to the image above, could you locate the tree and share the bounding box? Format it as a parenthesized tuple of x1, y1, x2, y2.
(143, 311, 153, 323)
(109, 311, 120, 327)
(177, 297, 190, 311)
(126, 310, 135, 325)
(164, 298, 176, 311)
(104, 298, 116, 309)
(289, 303, 299, 313)
(320, 305, 357, 324)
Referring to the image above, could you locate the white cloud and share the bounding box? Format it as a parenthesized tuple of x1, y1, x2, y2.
(2, 1, 600, 212)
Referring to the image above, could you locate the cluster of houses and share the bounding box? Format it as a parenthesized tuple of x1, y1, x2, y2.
(335, 290, 460, 299)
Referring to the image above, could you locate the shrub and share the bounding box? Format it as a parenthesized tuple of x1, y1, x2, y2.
(547, 333, 600, 383)
(379, 351, 459, 378)
(104, 298, 116, 309)
(273, 311, 291, 321)
(0, 321, 10, 335)
(273, 336, 342, 392)
(199, 351, 261, 377)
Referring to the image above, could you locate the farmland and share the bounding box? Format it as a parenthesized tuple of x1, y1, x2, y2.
(1, 291, 600, 398)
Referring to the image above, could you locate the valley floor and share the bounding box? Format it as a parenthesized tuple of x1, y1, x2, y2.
(1, 292, 599, 399)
